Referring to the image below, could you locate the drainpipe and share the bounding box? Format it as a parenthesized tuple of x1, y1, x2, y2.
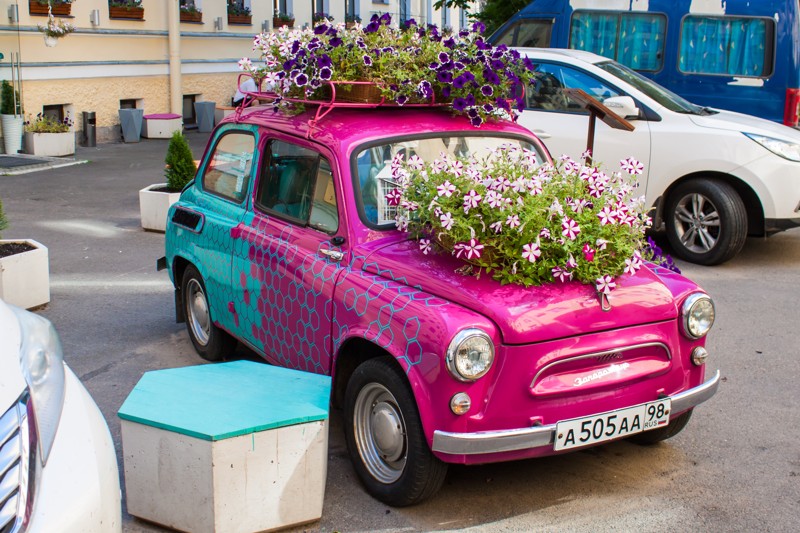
(167, 0, 182, 115)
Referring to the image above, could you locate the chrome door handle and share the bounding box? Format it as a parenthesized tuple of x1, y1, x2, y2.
(532, 129, 552, 139)
(320, 249, 343, 261)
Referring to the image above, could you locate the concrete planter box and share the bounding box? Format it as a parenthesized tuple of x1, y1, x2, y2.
(24, 131, 75, 156)
(142, 113, 182, 139)
(119, 361, 331, 533)
(139, 183, 180, 232)
(0, 239, 50, 309)
(1, 115, 23, 155)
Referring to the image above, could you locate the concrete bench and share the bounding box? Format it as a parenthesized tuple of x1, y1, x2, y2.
(118, 360, 331, 533)
(142, 113, 183, 139)
(215, 105, 237, 124)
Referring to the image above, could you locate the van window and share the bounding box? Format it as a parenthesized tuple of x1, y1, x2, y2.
(679, 16, 774, 77)
(495, 20, 553, 48)
(570, 11, 666, 71)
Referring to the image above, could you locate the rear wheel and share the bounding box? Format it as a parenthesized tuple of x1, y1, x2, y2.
(181, 265, 236, 361)
(344, 357, 447, 506)
(665, 179, 747, 265)
(628, 409, 693, 445)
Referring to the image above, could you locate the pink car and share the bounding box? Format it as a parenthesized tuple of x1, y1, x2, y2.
(163, 106, 719, 506)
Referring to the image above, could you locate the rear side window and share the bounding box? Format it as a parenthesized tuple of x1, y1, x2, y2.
(201, 131, 255, 203)
(494, 20, 553, 48)
(255, 140, 338, 233)
(526, 62, 622, 113)
(679, 16, 774, 77)
(570, 11, 666, 72)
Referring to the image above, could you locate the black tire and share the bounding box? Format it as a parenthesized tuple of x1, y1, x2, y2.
(628, 409, 693, 445)
(344, 356, 448, 506)
(181, 265, 236, 362)
(665, 179, 747, 265)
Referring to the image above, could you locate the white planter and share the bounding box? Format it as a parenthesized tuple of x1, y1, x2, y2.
(0, 239, 50, 309)
(24, 131, 76, 157)
(1, 115, 23, 155)
(139, 183, 181, 232)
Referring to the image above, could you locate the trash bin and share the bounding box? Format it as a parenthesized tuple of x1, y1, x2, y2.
(82, 111, 96, 147)
(194, 101, 216, 133)
(118, 108, 144, 143)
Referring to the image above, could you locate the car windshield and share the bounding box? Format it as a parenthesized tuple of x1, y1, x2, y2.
(596, 60, 705, 115)
(355, 135, 542, 227)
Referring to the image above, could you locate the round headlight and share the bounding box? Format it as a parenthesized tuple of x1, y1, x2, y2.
(446, 329, 495, 381)
(682, 293, 715, 339)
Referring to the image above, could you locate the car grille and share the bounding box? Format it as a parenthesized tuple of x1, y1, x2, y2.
(0, 394, 32, 533)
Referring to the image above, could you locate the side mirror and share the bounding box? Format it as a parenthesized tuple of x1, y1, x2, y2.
(603, 96, 639, 120)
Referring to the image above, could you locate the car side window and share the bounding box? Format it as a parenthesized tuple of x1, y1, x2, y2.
(527, 63, 621, 113)
(201, 131, 255, 203)
(255, 140, 338, 233)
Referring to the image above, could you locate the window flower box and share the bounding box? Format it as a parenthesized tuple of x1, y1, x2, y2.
(229, 13, 252, 24)
(180, 9, 202, 23)
(272, 15, 294, 28)
(109, 6, 144, 20)
(29, 0, 72, 16)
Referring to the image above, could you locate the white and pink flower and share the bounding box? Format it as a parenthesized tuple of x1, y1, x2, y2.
(437, 180, 457, 197)
(595, 275, 617, 295)
(561, 217, 581, 240)
(522, 241, 541, 263)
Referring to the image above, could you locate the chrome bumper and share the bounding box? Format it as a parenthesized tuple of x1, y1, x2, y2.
(431, 370, 721, 456)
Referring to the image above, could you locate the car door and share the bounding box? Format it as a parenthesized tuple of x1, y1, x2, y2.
(191, 126, 258, 337)
(231, 136, 346, 375)
(518, 61, 651, 179)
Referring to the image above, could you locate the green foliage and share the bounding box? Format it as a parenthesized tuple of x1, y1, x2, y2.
(0, 196, 7, 239)
(393, 147, 651, 291)
(109, 0, 143, 9)
(164, 131, 196, 192)
(25, 113, 73, 133)
(475, 0, 529, 36)
(1, 80, 21, 116)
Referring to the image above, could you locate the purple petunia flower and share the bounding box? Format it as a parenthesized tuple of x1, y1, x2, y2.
(319, 67, 332, 80)
(472, 21, 486, 34)
(438, 52, 450, 63)
(397, 95, 408, 106)
(443, 37, 456, 49)
(317, 54, 332, 68)
(459, 29, 469, 38)
(496, 97, 510, 111)
(404, 18, 417, 28)
(452, 97, 467, 111)
(417, 80, 433, 98)
(483, 103, 494, 113)
(481, 85, 493, 97)
(295, 73, 308, 87)
(441, 86, 451, 98)
(365, 21, 380, 33)
(314, 24, 328, 35)
(429, 61, 440, 71)
(465, 94, 476, 106)
(363, 55, 373, 66)
(475, 38, 491, 51)
(491, 59, 505, 71)
(523, 57, 535, 71)
(437, 71, 453, 84)
(453, 76, 467, 89)
(380, 13, 391, 24)
(329, 37, 342, 47)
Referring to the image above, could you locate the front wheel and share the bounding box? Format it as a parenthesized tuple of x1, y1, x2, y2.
(665, 179, 747, 265)
(181, 265, 236, 361)
(628, 409, 693, 445)
(344, 357, 447, 506)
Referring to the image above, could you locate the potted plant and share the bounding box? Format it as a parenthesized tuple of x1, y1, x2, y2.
(29, 0, 74, 16)
(24, 113, 75, 156)
(272, 11, 293, 28)
(0, 196, 50, 309)
(139, 130, 196, 232)
(37, 13, 76, 47)
(227, 2, 251, 24)
(109, 0, 144, 20)
(312, 12, 332, 23)
(179, 2, 202, 23)
(344, 13, 361, 29)
(1, 80, 23, 155)
(242, 16, 534, 120)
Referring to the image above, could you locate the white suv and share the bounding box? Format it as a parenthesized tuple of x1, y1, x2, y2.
(516, 48, 800, 265)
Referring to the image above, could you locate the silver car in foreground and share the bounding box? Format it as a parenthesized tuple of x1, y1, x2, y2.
(0, 299, 121, 533)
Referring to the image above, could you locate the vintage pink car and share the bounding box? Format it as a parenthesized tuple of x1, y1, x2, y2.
(163, 106, 719, 505)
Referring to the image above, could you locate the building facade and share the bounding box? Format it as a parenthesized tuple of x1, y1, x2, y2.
(0, 0, 476, 145)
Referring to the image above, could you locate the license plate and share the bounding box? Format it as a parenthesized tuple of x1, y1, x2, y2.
(554, 399, 671, 451)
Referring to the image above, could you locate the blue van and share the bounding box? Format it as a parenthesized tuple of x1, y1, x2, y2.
(491, 0, 800, 127)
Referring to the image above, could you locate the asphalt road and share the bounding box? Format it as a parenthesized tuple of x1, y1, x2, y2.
(1, 133, 798, 532)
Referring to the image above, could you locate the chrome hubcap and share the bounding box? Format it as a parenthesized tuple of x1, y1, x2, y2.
(353, 383, 407, 484)
(674, 193, 720, 253)
(186, 279, 210, 346)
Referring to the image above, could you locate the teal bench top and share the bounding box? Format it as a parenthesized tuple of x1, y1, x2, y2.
(118, 360, 331, 441)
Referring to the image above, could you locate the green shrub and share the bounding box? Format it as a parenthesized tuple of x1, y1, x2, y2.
(0, 196, 8, 239)
(164, 130, 196, 192)
(1, 80, 22, 116)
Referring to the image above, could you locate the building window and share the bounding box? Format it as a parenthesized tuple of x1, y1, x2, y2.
(570, 11, 666, 71)
(119, 99, 138, 109)
(679, 16, 774, 77)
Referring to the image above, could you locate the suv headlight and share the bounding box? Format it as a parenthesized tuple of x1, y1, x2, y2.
(744, 133, 800, 162)
(681, 293, 715, 339)
(446, 329, 495, 381)
(11, 305, 66, 465)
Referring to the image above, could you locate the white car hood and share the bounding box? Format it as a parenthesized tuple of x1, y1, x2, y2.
(689, 109, 800, 142)
(0, 301, 26, 410)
